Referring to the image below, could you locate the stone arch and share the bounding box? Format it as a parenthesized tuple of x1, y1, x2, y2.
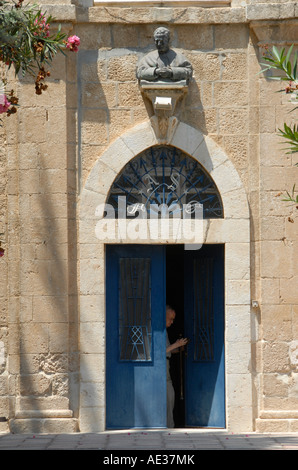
(78, 120, 253, 433)
(81, 120, 249, 221)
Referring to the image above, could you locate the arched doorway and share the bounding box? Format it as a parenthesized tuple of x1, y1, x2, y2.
(104, 144, 225, 428)
(79, 120, 252, 433)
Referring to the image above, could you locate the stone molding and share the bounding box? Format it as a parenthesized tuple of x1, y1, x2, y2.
(260, 411, 298, 419)
(9, 418, 78, 434)
(246, 2, 298, 22)
(256, 411, 298, 432)
(39, 3, 298, 25)
(15, 410, 74, 419)
(94, 0, 230, 4)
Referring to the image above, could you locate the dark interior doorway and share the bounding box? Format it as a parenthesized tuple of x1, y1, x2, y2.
(166, 244, 186, 428)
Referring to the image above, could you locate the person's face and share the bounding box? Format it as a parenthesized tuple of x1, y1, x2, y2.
(154, 33, 170, 54)
(166, 309, 176, 328)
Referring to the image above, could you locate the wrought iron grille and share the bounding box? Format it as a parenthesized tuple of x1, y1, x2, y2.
(119, 257, 152, 361)
(193, 257, 214, 362)
(107, 146, 223, 219)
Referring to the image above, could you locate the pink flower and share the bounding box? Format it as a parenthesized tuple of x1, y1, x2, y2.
(33, 14, 50, 38)
(66, 35, 80, 52)
(0, 94, 11, 114)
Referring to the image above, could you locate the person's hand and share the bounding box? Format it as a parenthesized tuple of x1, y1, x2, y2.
(174, 337, 189, 349)
(155, 66, 173, 78)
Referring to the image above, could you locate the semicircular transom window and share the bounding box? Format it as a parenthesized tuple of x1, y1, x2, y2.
(106, 145, 223, 219)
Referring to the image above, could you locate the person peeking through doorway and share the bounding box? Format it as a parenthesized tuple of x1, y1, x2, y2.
(166, 305, 189, 428)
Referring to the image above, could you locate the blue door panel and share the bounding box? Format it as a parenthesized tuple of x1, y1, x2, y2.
(106, 244, 166, 429)
(184, 244, 225, 428)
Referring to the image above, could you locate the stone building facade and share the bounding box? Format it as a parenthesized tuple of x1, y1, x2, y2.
(0, 0, 297, 433)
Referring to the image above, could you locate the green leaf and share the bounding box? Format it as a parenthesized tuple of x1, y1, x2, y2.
(272, 45, 282, 61)
(278, 123, 298, 153)
(287, 60, 292, 77)
(286, 44, 294, 63)
(293, 53, 297, 79)
(259, 44, 298, 82)
(282, 185, 298, 203)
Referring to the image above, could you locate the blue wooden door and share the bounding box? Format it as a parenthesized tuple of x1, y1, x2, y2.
(106, 244, 166, 429)
(184, 244, 225, 427)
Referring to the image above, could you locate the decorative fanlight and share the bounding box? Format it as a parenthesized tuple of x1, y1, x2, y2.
(106, 146, 223, 219)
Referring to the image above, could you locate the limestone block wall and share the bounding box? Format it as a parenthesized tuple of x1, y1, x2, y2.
(251, 22, 298, 432)
(1, 33, 80, 432)
(0, 0, 297, 433)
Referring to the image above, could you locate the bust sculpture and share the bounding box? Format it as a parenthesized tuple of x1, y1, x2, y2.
(136, 27, 193, 83)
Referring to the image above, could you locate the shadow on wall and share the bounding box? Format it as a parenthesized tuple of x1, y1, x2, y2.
(10, 50, 80, 431)
(77, 48, 142, 192)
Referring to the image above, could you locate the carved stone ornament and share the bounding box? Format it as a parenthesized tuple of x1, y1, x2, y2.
(137, 27, 193, 142)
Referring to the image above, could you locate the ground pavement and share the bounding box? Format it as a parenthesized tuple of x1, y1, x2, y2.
(1, 429, 298, 451)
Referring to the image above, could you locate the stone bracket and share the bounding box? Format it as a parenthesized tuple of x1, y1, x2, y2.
(139, 79, 189, 142)
(249, 19, 298, 45)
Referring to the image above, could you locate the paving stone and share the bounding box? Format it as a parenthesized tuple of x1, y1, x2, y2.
(1, 431, 298, 450)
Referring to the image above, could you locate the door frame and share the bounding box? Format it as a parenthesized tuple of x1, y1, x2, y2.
(105, 243, 226, 430)
(78, 120, 253, 433)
